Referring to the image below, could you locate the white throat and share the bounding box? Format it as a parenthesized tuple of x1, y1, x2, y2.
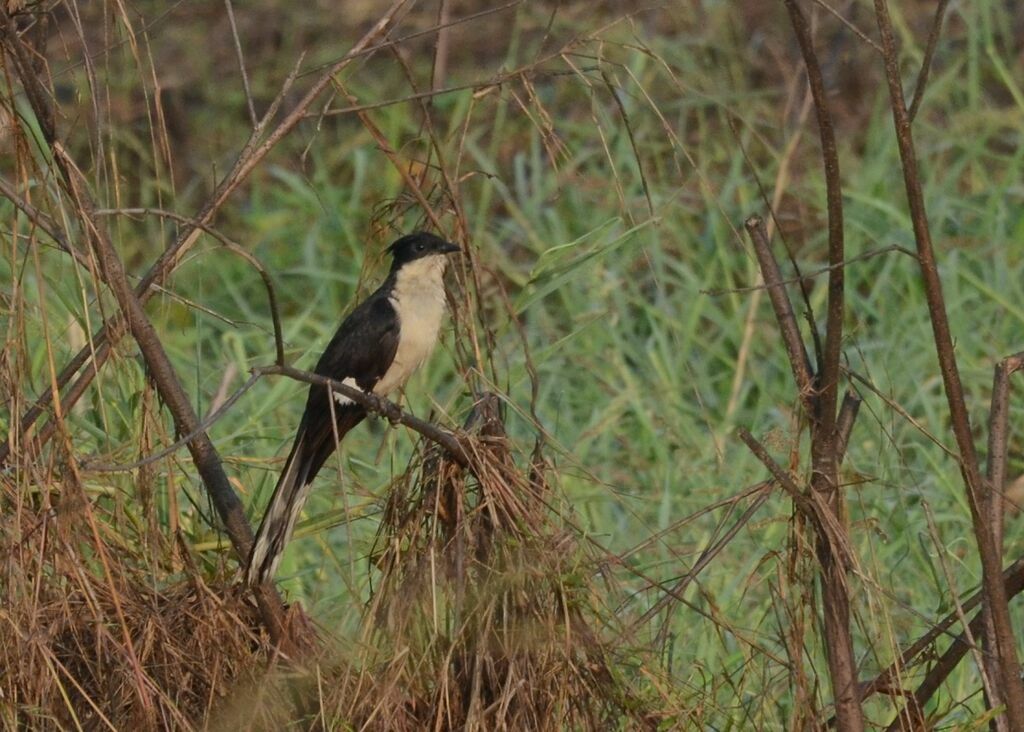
(374, 254, 449, 397)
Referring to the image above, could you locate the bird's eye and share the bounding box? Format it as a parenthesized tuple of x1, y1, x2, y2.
(416, 243, 425, 251)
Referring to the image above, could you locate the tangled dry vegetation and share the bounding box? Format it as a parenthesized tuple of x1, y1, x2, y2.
(2, 393, 670, 729)
(2, 1, 1024, 730)
(0, 0, 676, 726)
(2, 521, 271, 729)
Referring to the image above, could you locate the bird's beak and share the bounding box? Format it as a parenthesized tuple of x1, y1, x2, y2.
(440, 241, 461, 255)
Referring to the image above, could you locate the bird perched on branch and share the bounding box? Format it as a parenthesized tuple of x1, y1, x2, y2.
(247, 231, 460, 586)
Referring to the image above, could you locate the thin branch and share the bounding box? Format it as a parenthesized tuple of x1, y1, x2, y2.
(808, 0, 882, 53)
(703, 245, 916, 297)
(619, 480, 770, 562)
(839, 556, 1024, 730)
(834, 389, 861, 465)
(873, 0, 985, 525)
(80, 371, 262, 474)
(985, 352, 1024, 555)
(728, 99, 824, 371)
(873, 0, 1024, 724)
(0, 174, 69, 249)
(981, 351, 1024, 728)
(769, 21, 860, 718)
(736, 427, 854, 570)
(299, 0, 524, 80)
(429, 0, 452, 92)
(744, 215, 814, 410)
(93, 207, 286, 365)
(844, 367, 958, 460)
(71, 148, 294, 645)
(600, 67, 654, 220)
(314, 49, 570, 120)
(633, 482, 772, 629)
(908, 0, 950, 122)
(330, 65, 457, 237)
(783, 0, 845, 444)
(223, 0, 257, 127)
(255, 363, 470, 466)
(724, 81, 812, 424)
(920, 501, 997, 718)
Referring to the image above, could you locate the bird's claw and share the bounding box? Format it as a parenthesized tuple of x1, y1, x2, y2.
(377, 398, 402, 425)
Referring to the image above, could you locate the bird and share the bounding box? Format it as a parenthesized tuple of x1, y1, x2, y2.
(246, 231, 460, 586)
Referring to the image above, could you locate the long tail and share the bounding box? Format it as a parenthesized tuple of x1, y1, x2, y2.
(246, 407, 367, 585)
(246, 431, 316, 586)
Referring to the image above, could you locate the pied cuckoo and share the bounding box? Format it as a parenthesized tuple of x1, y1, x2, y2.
(247, 231, 460, 585)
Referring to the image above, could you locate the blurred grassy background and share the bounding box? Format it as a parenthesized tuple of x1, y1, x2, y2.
(3, 0, 1024, 726)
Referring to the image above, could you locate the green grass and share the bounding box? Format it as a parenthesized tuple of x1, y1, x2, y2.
(3, 1, 1024, 727)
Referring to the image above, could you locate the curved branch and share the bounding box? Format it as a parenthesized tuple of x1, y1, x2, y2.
(93, 207, 286, 366)
(255, 363, 470, 466)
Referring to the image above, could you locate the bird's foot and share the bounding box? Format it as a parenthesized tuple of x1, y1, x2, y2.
(372, 394, 402, 424)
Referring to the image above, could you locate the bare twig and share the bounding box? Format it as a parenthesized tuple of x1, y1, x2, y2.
(334, 79, 446, 234)
(255, 363, 470, 467)
(81, 372, 262, 474)
(729, 107, 823, 371)
(314, 48, 570, 120)
(69, 151, 294, 645)
(600, 67, 654, 219)
(744, 216, 814, 410)
(751, 9, 860, 715)
(908, 0, 950, 122)
(843, 367, 958, 460)
(430, 0, 452, 92)
(223, 0, 257, 127)
(1, 51, 306, 467)
(981, 351, 1024, 726)
(736, 427, 854, 571)
(843, 556, 1024, 730)
(93, 207, 286, 365)
(808, 0, 882, 53)
(300, 0, 524, 80)
(704, 245, 916, 297)
(873, 0, 984, 533)
(725, 83, 812, 423)
(920, 502, 997, 718)
(619, 481, 770, 563)
(784, 0, 844, 440)
(0, 175, 69, 249)
(634, 482, 772, 629)
(873, 0, 1024, 724)
(834, 390, 861, 465)
(985, 353, 1024, 559)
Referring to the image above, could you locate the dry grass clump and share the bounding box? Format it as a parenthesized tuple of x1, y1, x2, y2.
(1, 397, 676, 730)
(341, 411, 648, 729)
(0, 475, 281, 730)
(233, 396, 675, 730)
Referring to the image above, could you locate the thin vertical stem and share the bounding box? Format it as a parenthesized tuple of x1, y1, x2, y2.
(873, 0, 1024, 725)
(781, 2, 858, 727)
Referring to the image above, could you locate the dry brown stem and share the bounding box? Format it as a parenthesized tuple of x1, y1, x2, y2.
(872, 0, 1024, 725)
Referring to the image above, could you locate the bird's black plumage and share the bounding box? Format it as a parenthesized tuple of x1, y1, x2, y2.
(247, 232, 459, 585)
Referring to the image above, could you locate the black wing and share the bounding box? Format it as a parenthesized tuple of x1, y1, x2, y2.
(247, 288, 400, 585)
(294, 290, 401, 477)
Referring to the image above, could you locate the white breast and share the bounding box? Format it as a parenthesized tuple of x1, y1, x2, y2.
(374, 254, 449, 397)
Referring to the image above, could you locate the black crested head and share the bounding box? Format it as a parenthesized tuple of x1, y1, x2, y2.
(387, 231, 460, 271)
